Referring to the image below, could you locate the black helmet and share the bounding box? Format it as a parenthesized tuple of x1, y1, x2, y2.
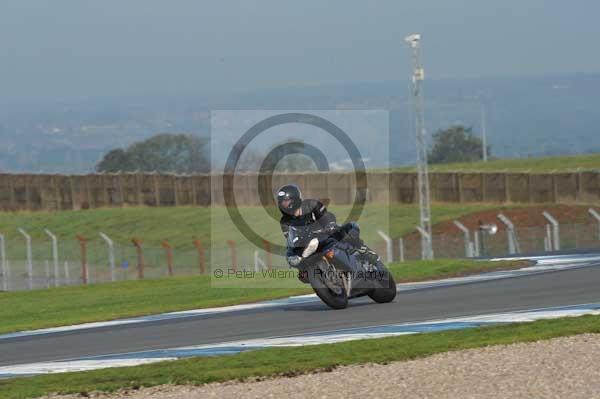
(277, 184, 302, 215)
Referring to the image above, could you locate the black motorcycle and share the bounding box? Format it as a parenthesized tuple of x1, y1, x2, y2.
(288, 224, 397, 309)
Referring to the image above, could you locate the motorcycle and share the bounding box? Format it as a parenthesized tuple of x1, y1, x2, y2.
(288, 224, 397, 309)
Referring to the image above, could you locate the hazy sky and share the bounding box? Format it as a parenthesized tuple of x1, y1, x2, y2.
(1, 0, 598, 100)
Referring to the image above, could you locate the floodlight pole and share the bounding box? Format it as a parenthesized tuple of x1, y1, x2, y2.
(415, 226, 432, 260)
(480, 100, 488, 162)
(405, 33, 433, 259)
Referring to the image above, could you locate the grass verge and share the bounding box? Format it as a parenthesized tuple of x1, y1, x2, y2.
(0, 259, 525, 335)
(0, 203, 499, 249)
(1, 314, 600, 399)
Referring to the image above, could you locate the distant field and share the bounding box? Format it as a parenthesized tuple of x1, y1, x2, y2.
(396, 153, 600, 173)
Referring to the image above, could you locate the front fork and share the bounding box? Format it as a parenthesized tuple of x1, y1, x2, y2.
(318, 256, 348, 296)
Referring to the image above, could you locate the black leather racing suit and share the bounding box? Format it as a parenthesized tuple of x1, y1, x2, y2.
(280, 199, 362, 266)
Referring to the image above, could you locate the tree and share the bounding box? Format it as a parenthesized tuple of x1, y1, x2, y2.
(274, 153, 316, 172)
(428, 125, 490, 164)
(96, 149, 133, 172)
(96, 133, 210, 173)
(264, 140, 318, 173)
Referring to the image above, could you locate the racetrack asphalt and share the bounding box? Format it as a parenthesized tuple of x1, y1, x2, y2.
(2, 260, 600, 368)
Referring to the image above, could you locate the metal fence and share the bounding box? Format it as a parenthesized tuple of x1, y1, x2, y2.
(0, 235, 205, 291)
(2, 220, 600, 292)
(392, 222, 600, 262)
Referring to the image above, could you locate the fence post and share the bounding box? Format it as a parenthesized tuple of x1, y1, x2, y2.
(161, 241, 174, 277)
(226, 240, 237, 272)
(398, 238, 405, 262)
(254, 250, 267, 272)
(457, 173, 464, 203)
(44, 229, 60, 287)
(415, 226, 434, 260)
(99, 232, 116, 282)
(4, 261, 11, 292)
(262, 239, 272, 271)
(377, 230, 393, 263)
(8, 176, 16, 210)
(497, 214, 520, 254)
(542, 211, 560, 251)
(152, 173, 160, 206)
(44, 260, 50, 288)
(64, 260, 71, 283)
(117, 172, 125, 207)
(172, 175, 179, 206)
(0, 233, 7, 291)
(544, 229, 551, 251)
(453, 220, 473, 257)
(193, 239, 205, 274)
(588, 208, 600, 240)
(17, 228, 33, 289)
(76, 235, 88, 285)
(135, 172, 144, 206)
(131, 238, 144, 280)
(547, 224, 553, 251)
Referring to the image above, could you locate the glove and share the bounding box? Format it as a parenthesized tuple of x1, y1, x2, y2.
(324, 223, 339, 235)
(287, 255, 302, 267)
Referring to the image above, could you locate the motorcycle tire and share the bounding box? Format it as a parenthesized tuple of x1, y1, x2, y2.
(367, 262, 397, 303)
(308, 262, 348, 310)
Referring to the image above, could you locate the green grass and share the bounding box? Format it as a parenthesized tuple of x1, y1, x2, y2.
(388, 259, 526, 282)
(0, 203, 502, 275)
(396, 153, 600, 173)
(0, 203, 500, 248)
(0, 275, 307, 335)
(0, 259, 523, 335)
(2, 314, 600, 399)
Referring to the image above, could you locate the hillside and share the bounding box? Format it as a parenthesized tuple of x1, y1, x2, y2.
(397, 153, 600, 173)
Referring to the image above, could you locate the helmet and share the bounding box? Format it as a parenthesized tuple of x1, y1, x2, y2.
(276, 184, 302, 215)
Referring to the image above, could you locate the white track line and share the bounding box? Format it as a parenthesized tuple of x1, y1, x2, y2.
(2, 302, 599, 378)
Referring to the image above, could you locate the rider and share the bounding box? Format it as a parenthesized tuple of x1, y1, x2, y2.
(277, 184, 378, 280)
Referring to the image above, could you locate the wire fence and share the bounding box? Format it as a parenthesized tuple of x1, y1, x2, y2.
(2, 222, 600, 291)
(396, 222, 600, 261)
(0, 237, 205, 291)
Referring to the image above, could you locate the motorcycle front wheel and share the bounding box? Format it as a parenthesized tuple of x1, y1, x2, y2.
(367, 262, 397, 303)
(308, 261, 348, 310)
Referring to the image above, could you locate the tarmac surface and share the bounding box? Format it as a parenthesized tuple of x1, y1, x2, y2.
(2, 258, 600, 368)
